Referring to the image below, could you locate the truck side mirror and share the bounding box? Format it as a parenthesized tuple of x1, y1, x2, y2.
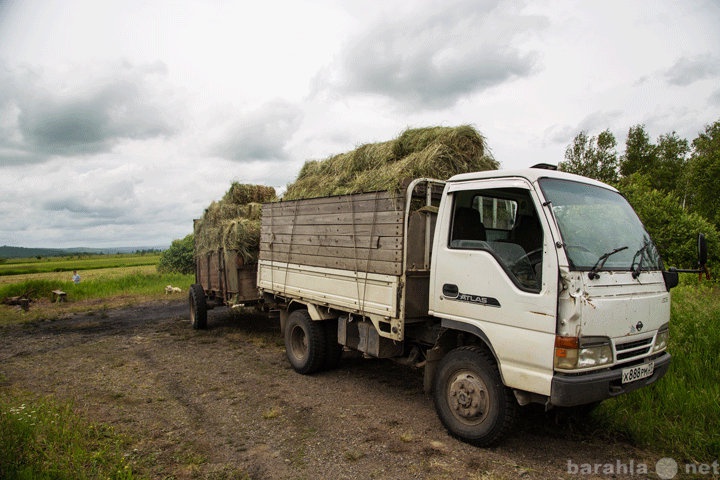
(698, 233, 708, 268)
(667, 233, 711, 282)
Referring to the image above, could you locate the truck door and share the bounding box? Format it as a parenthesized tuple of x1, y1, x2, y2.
(429, 179, 558, 395)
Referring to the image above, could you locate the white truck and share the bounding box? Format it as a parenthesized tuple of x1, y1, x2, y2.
(191, 165, 692, 445)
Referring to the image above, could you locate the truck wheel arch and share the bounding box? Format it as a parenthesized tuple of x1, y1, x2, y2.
(433, 318, 505, 384)
(278, 300, 309, 335)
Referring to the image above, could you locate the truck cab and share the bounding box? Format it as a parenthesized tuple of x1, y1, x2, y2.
(427, 168, 671, 440)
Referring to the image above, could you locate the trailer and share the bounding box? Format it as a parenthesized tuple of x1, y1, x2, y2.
(188, 220, 262, 329)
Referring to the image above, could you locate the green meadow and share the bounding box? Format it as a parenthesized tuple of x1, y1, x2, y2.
(0, 253, 162, 276)
(0, 254, 193, 324)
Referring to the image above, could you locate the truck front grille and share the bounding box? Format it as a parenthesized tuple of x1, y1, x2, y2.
(615, 337, 653, 362)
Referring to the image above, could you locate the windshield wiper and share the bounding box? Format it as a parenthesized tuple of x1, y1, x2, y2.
(631, 241, 651, 279)
(588, 246, 628, 279)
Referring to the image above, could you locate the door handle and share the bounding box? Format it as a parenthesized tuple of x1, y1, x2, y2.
(442, 283, 459, 298)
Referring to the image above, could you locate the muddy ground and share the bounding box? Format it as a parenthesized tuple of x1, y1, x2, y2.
(0, 299, 658, 479)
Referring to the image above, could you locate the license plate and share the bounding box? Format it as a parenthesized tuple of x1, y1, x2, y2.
(622, 362, 654, 384)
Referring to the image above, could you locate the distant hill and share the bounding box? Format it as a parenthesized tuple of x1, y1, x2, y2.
(0, 245, 166, 259)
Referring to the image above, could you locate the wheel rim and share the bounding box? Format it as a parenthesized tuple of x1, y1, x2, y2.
(446, 370, 490, 426)
(289, 324, 308, 361)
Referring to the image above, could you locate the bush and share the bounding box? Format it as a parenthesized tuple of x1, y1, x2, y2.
(157, 234, 195, 275)
(619, 175, 719, 270)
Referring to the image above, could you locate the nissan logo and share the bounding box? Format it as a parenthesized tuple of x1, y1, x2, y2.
(636, 321, 644, 331)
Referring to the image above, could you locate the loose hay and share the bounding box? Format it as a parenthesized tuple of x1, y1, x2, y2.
(194, 183, 276, 263)
(284, 125, 498, 200)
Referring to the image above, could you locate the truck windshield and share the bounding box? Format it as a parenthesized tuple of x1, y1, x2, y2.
(538, 178, 662, 271)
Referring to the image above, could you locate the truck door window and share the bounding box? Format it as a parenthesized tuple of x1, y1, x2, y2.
(449, 188, 543, 292)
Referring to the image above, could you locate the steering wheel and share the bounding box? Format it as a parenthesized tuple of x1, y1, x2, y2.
(514, 248, 543, 269)
(511, 247, 543, 283)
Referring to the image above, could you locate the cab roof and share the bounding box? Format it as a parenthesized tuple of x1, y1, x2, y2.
(447, 166, 618, 192)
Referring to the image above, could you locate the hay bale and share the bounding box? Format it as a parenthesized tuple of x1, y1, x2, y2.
(284, 125, 497, 200)
(195, 183, 276, 263)
(223, 183, 277, 205)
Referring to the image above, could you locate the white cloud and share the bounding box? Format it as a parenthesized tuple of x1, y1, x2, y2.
(313, 0, 545, 110)
(210, 100, 304, 162)
(665, 54, 720, 86)
(0, 61, 179, 165)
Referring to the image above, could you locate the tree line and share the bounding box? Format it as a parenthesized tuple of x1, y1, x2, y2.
(559, 118, 719, 271)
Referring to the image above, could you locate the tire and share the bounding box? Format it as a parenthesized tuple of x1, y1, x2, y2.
(189, 284, 207, 330)
(323, 319, 343, 371)
(284, 309, 327, 374)
(432, 346, 517, 446)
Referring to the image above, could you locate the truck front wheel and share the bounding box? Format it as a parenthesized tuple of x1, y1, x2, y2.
(432, 346, 517, 446)
(284, 309, 327, 374)
(189, 284, 207, 330)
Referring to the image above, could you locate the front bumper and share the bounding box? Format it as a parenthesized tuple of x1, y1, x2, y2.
(550, 352, 671, 407)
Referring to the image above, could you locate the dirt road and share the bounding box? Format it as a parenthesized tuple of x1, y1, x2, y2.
(0, 300, 655, 479)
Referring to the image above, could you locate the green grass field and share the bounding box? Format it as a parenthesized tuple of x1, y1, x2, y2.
(0, 254, 193, 325)
(0, 253, 162, 276)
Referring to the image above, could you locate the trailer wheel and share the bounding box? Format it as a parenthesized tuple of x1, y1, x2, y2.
(284, 309, 327, 374)
(432, 346, 517, 446)
(189, 284, 207, 330)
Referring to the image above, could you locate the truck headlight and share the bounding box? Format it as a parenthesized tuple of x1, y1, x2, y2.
(578, 340, 613, 367)
(555, 336, 613, 370)
(652, 325, 669, 353)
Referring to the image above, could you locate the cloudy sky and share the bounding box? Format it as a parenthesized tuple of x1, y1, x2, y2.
(1, 0, 719, 249)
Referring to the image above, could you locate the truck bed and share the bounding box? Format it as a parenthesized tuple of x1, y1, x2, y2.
(257, 180, 444, 340)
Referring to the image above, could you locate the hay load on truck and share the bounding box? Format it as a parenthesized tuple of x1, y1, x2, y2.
(188, 127, 706, 445)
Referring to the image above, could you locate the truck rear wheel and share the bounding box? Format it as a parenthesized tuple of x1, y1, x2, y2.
(189, 284, 207, 330)
(432, 346, 517, 446)
(285, 309, 327, 374)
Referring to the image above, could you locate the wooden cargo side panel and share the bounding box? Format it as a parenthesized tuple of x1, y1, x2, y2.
(196, 251, 221, 292)
(262, 191, 403, 215)
(232, 266, 260, 302)
(195, 250, 260, 302)
(260, 192, 405, 276)
(222, 250, 260, 302)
